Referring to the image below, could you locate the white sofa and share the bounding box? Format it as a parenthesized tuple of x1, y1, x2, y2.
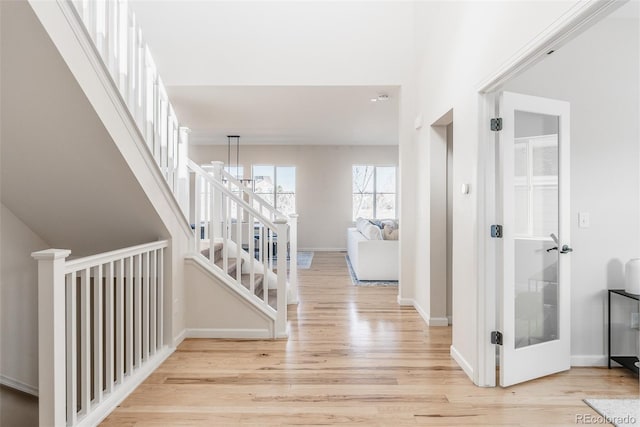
(347, 227, 399, 281)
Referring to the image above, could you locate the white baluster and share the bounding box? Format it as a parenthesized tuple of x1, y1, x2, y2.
(115, 259, 124, 384)
(66, 271, 77, 425)
(31, 249, 70, 427)
(126, 256, 133, 375)
(143, 252, 149, 361)
(288, 213, 299, 304)
(158, 248, 164, 347)
(80, 268, 90, 414)
(150, 250, 157, 354)
(93, 264, 103, 403)
(135, 254, 142, 367)
(105, 261, 115, 394)
(275, 218, 289, 337)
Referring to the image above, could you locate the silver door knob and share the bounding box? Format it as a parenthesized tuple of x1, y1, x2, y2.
(560, 244, 573, 254)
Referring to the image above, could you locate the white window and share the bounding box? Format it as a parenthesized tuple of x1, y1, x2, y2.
(352, 165, 397, 220)
(252, 165, 296, 216)
(514, 134, 558, 238)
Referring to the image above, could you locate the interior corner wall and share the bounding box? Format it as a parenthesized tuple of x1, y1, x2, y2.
(410, 0, 580, 382)
(504, 15, 640, 364)
(0, 203, 50, 391)
(188, 144, 399, 251)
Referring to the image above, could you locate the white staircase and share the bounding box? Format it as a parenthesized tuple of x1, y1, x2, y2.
(26, 0, 298, 425)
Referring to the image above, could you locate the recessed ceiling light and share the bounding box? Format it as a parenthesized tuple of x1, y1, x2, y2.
(370, 98, 378, 103)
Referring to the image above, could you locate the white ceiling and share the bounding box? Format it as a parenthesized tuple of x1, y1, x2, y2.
(129, 1, 411, 146)
(168, 85, 399, 146)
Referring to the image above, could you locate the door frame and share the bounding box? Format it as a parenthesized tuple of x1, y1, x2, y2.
(474, 0, 627, 387)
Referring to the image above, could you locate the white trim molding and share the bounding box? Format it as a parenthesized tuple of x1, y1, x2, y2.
(475, 0, 626, 388)
(0, 374, 39, 397)
(451, 345, 474, 381)
(571, 355, 608, 367)
(186, 328, 272, 339)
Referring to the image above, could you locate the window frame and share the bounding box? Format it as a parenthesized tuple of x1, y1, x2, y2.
(352, 164, 398, 220)
(252, 164, 296, 215)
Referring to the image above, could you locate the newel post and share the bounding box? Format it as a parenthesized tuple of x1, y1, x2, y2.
(31, 249, 71, 427)
(275, 217, 289, 338)
(288, 213, 299, 305)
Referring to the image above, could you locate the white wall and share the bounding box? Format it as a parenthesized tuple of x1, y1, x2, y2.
(0, 204, 50, 391)
(410, 0, 579, 381)
(189, 144, 399, 250)
(504, 15, 640, 364)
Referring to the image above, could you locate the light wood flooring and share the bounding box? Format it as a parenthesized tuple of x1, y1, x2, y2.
(102, 252, 639, 426)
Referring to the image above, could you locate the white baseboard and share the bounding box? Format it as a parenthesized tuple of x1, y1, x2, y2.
(77, 346, 174, 427)
(412, 300, 429, 324)
(186, 328, 272, 339)
(173, 329, 187, 348)
(0, 374, 38, 396)
(428, 317, 449, 327)
(571, 355, 608, 367)
(397, 296, 414, 306)
(299, 247, 345, 252)
(451, 345, 474, 381)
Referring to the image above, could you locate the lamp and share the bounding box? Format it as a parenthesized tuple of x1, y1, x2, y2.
(226, 135, 252, 186)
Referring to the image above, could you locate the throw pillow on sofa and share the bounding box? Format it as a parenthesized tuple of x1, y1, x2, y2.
(383, 224, 399, 240)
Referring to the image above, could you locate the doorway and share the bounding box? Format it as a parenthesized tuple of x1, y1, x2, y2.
(430, 110, 453, 326)
(478, 0, 639, 387)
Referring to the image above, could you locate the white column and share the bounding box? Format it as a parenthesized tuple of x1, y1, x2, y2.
(288, 213, 299, 304)
(32, 249, 71, 427)
(275, 218, 288, 338)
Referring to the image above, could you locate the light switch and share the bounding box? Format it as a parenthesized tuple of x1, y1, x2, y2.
(578, 212, 590, 228)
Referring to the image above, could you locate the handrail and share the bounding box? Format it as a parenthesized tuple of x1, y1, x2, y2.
(188, 160, 281, 231)
(220, 168, 281, 219)
(65, 240, 169, 272)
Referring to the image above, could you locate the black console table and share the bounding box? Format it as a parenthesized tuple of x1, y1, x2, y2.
(607, 289, 639, 374)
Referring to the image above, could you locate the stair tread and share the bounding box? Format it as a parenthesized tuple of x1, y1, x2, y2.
(200, 242, 224, 260)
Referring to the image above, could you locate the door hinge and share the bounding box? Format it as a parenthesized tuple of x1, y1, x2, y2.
(490, 224, 503, 238)
(491, 331, 503, 346)
(491, 117, 503, 131)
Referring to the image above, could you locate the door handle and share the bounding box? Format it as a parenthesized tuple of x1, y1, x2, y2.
(546, 246, 558, 253)
(560, 244, 573, 254)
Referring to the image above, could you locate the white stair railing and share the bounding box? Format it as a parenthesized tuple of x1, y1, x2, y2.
(212, 163, 298, 304)
(69, 0, 190, 217)
(32, 240, 169, 427)
(189, 160, 288, 335)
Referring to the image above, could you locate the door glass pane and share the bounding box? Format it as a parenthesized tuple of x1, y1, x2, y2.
(514, 111, 559, 349)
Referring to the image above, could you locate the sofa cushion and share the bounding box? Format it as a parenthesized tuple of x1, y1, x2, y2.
(383, 224, 399, 240)
(362, 222, 383, 240)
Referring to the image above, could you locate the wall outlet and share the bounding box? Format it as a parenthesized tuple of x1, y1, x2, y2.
(631, 312, 639, 329)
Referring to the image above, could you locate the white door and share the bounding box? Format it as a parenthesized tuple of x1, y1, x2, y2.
(497, 91, 571, 387)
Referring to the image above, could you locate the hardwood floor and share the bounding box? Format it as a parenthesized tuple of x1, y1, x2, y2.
(102, 252, 638, 426)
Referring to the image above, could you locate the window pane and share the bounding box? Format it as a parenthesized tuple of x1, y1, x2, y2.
(225, 166, 244, 180)
(515, 186, 529, 235)
(376, 167, 396, 193)
(253, 165, 274, 194)
(532, 136, 558, 177)
(353, 194, 374, 220)
(514, 142, 528, 177)
(376, 194, 396, 219)
(532, 187, 558, 237)
(352, 165, 374, 193)
(277, 193, 296, 216)
(276, 166, 296, 193)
